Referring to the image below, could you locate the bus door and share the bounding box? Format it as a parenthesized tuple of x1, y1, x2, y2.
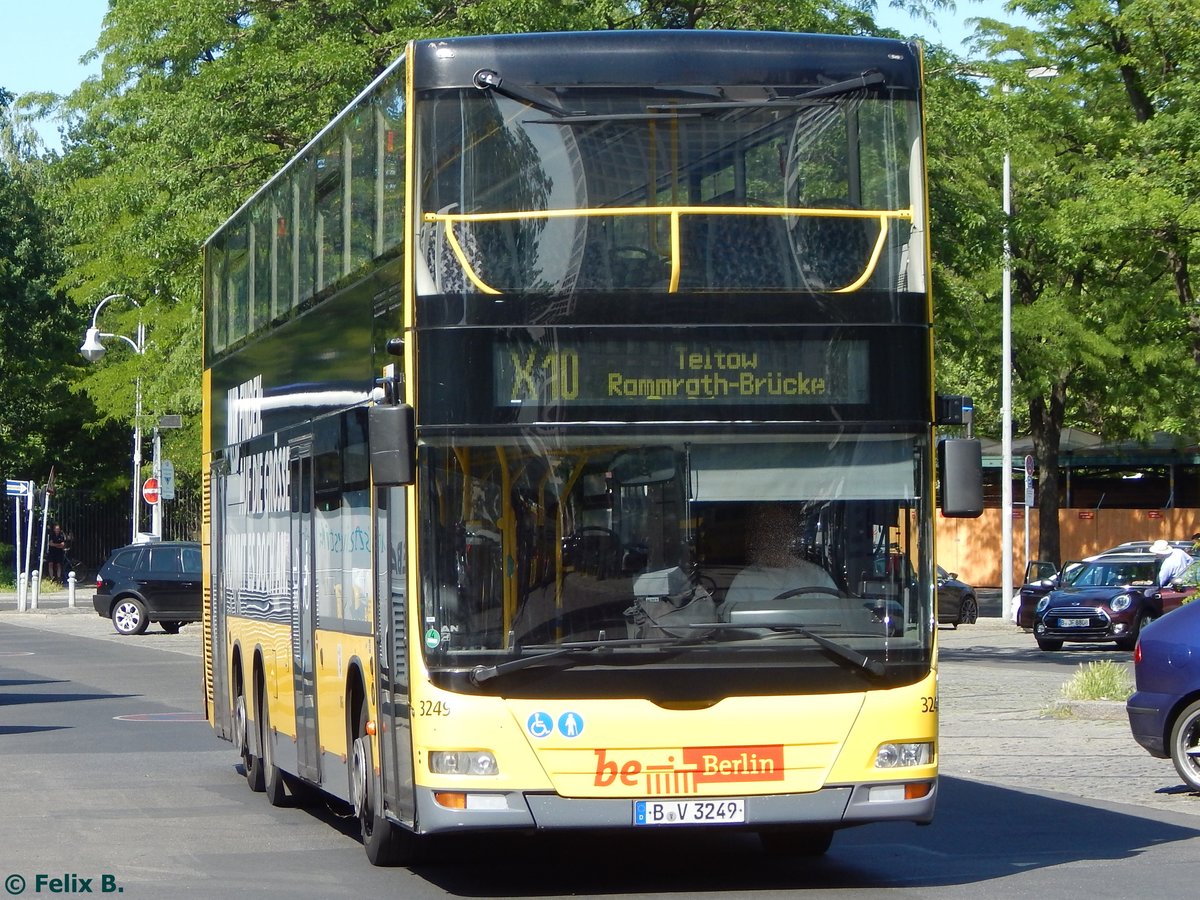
(290, 442, 320, 782)
(376, 483, 415, 824)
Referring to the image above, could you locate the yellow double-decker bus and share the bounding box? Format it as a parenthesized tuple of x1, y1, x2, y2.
(201, 29, 982, 866)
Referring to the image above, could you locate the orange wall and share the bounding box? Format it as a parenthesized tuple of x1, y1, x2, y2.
(935, 509, 1200, 588)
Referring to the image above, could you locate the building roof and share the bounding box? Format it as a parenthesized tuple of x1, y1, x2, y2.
(980, 430, 1200, 468)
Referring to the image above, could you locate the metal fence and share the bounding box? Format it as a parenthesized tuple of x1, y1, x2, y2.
(1, 488, 200, 580)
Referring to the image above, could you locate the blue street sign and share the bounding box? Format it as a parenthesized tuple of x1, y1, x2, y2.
(5, 479, 32, 498)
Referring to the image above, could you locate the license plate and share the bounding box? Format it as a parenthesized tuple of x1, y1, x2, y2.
(1058, 617, 1090, 628)
(634, 799, 746, 826)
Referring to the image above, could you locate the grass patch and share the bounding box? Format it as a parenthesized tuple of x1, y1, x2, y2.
(1061, 660, 1133, 702)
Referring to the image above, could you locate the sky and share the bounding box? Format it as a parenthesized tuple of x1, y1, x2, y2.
(874, 0, 1025, 51)
(0, 0, 107, 148)
(0, 0, 1017, 150)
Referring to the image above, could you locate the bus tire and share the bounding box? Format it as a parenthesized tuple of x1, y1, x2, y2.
(260, 682, 288, 806)
(758, 826, 834, 856)
(236, 684, 264, 792)
(352, 706, 421, 866)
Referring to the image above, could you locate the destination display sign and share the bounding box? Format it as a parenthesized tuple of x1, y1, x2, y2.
(493, 337, 869, 408)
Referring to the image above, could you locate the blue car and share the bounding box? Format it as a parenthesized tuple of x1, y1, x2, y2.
(1127, 599, 1200, 791)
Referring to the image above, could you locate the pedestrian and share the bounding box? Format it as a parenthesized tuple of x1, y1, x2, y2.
(46, 524, 69, 582)
(1151, 539, 1192, 588)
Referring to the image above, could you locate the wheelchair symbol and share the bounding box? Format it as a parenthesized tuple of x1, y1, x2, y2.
(527, 711, 554, 739)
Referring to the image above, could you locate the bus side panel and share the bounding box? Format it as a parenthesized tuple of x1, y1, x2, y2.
(314, 629, 376, 803)
(204, 464, 229, 738)
(225, 619, 299, 766)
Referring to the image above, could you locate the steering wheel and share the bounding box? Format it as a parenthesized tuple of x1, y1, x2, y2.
(770, 586, 844, 603)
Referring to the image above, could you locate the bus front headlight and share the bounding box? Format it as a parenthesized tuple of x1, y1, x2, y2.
(875, 741, 932, 768)
(429, 750, 499, 776)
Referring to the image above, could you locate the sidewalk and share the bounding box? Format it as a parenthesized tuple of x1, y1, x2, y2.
(0, 584, 96, 614)
(935, 617, 1200, 820)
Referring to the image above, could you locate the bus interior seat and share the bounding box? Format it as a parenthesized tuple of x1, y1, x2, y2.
(423, 205, 483, 293)
(679, 214, 797, 290)
(790, 204, 877, 291)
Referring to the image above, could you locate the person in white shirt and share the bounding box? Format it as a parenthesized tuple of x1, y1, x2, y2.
(725, 505, 837, 608)
(1151, 539, 1193, 587)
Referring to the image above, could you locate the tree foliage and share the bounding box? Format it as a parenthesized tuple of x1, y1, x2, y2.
(0, 92, 128, 493)
(928, 0, 1200, 562)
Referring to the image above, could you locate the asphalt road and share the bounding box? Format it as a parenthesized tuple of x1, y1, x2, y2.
(2, 601, 1198, 899)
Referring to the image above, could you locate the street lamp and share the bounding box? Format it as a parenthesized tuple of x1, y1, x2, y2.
(80, 293, 148, 544)
(1001, 66, 1057, 622)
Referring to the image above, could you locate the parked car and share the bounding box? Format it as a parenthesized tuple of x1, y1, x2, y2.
(1032, 552, 1197, 651)
(936, 566, 978, 628)
(92, 541, 202, 635)
(1127, 597, 1200, 790)
(1016, 546, 1197, 628)
(1099, 540, 1195, 556)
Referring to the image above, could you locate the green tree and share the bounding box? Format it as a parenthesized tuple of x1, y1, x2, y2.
(0, 90, 127, 497)
(935, 0, 1200, 566)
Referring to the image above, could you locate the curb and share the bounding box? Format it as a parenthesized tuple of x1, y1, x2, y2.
(1049, 698, 1129, 720)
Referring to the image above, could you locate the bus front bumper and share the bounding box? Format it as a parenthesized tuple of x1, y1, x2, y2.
(412, 779, 936, 833)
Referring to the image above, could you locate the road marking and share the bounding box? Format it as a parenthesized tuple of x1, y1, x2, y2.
(114, 712, 207, 722)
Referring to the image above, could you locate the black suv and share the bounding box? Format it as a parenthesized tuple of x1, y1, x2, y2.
(92, 541, 202, 635)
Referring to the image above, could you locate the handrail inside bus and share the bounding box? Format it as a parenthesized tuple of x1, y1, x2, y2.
(423, 205, 912, 295)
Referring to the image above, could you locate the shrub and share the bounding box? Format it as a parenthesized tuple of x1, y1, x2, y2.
(1061, 660, 1133, 701)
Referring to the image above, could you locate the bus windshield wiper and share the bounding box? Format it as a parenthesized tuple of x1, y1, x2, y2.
(473, 68, 582, 118)
(469, 635, 697, 684)
(703, 622, 887, 678)
(646, 70, 887, 112)
(469, 624, 886, 684)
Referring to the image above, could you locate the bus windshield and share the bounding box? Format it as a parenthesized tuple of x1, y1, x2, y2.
(419, 432, 931, 682)
(418, 79, 918, 295)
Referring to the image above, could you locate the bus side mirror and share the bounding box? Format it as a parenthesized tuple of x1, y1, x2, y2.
(369, 403, 416, 487)
(939, 438, 983, 518)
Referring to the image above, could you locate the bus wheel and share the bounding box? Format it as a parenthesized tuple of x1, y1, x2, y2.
(758, 827, 834, 856)
(259, 683, 288, 806)
(351, 706, 420, 866)
(236, 687, 264, 792)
